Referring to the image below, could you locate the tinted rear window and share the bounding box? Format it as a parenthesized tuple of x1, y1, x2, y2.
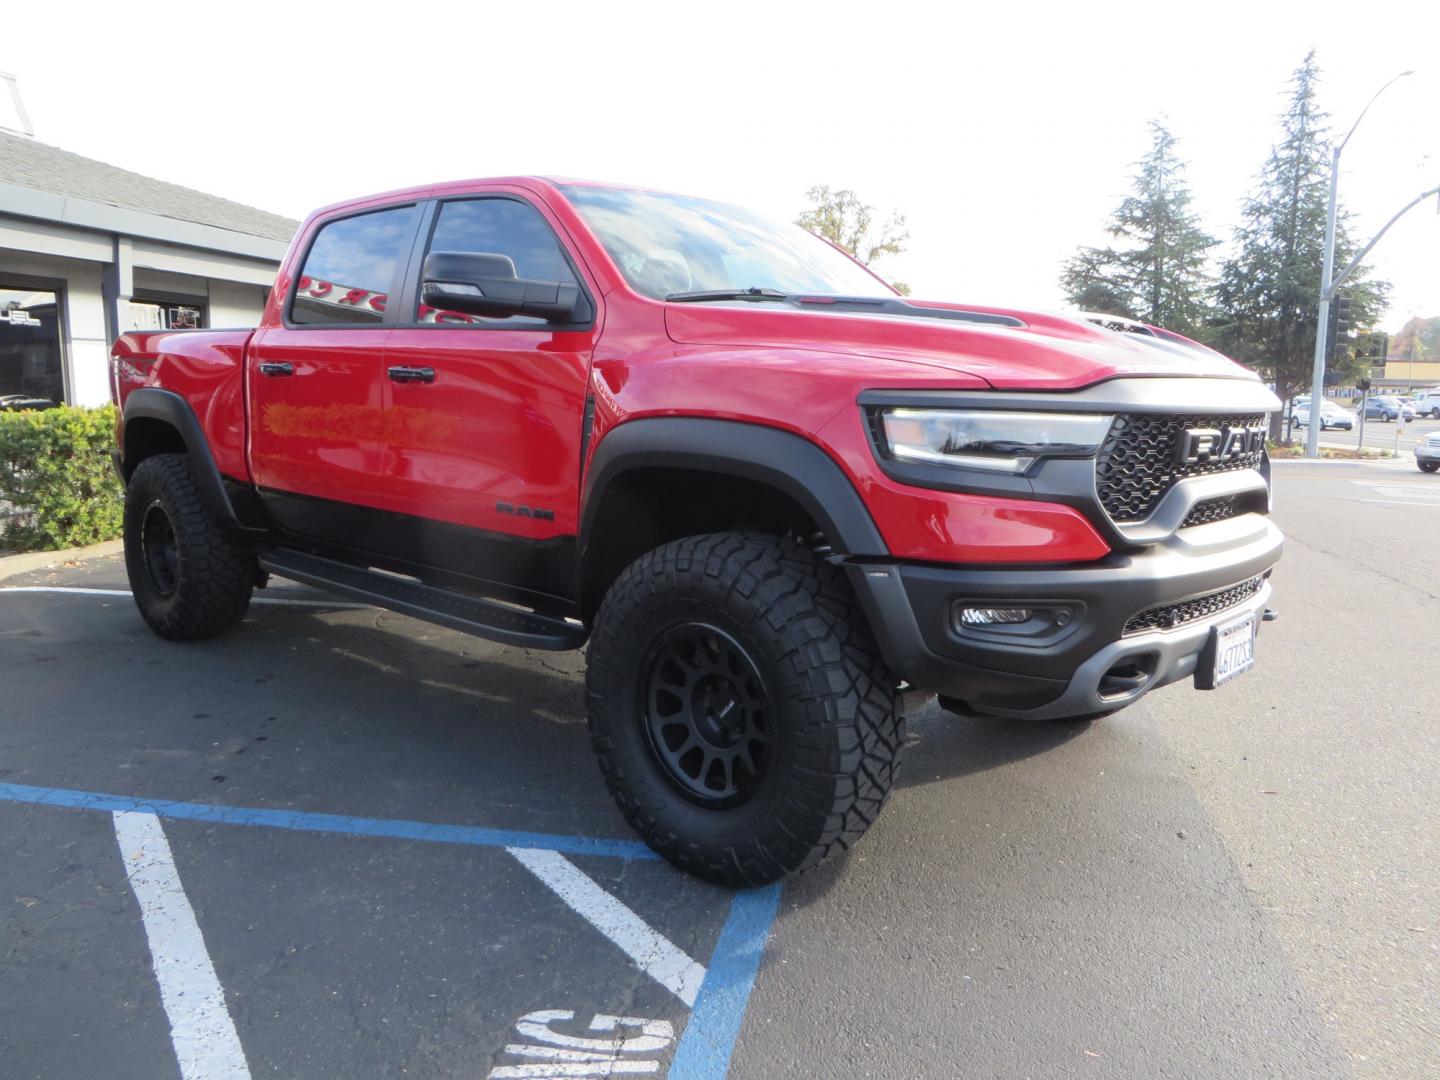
(292, 205, 419, 325)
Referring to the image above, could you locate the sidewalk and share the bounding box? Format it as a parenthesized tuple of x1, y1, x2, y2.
(0, 539, 123, 583)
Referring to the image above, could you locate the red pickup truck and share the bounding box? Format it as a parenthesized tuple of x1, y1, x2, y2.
(111, 177, 1282, 885)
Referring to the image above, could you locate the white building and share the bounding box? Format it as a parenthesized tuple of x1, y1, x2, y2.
(0, 130, 297, 407)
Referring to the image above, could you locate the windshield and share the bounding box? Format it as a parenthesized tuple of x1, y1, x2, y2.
(559, 184, 895, 301)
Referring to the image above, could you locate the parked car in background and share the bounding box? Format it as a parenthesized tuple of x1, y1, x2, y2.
(1359, 396, 1415, 422)
(0, 394, 57, 411)
(1416, 431, 1440, 473)
(1411, 388, 1440, 419)
(1292, 398, 1354, 430)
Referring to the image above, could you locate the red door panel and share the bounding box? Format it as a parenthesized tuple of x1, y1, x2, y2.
(374, 192, 601, 548)
(378, 328, 592, 539)
(246, 325, 392, 511)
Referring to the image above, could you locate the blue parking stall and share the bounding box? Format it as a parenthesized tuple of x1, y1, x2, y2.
(0, 778, 781, 1079)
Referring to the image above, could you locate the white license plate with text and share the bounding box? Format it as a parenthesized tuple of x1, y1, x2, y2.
(1211, 612, 1257, 686)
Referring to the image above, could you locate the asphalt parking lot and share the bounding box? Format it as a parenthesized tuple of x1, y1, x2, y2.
(3, 456, 1437, 1079)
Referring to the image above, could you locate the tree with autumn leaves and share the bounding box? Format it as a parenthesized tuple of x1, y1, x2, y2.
(795, 186, 911, 295)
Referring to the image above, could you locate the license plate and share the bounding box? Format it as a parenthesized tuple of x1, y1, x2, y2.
(1210, 612, 1257, 687)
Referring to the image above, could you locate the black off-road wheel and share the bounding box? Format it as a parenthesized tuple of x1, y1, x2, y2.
(123, 454, 256, 641)
(585, 532, 902, 886)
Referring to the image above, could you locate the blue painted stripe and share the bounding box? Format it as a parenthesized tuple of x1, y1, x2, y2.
(668, 882, 783, 1079)
(0, 781, 659, 861)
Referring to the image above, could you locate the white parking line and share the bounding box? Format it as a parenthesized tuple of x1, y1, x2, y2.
(1351, 480, 1440, 505)
(508, 848, 707, 1007)
(113, 810, 252, 1080)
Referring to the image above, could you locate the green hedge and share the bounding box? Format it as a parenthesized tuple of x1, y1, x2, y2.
(0, 405, 124, 553)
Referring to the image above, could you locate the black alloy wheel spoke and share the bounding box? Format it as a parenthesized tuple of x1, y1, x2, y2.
(641, 624, 772, 804)
(141, 503, 179, 598)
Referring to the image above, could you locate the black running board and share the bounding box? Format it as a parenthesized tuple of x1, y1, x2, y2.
(258, 549, 587, 651)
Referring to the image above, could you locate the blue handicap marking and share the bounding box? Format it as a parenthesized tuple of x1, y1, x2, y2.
(0, 780, 782, 1079)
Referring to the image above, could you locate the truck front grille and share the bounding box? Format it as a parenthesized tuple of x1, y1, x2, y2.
(1123, 575, 1264, 635)
(1095, 413, 1266, 522)
(1180, 495, 1241, 528)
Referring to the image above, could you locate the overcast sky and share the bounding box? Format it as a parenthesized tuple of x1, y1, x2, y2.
(6, 1, 1437, 331)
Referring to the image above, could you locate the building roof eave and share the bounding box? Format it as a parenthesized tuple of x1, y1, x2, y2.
(0, 181, 292, 263)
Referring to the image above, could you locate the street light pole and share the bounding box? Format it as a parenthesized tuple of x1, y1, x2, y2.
(1305, 153, 1341, 457)
(1304, 70, 1414, 458)
(1307, 179, 1440, 451)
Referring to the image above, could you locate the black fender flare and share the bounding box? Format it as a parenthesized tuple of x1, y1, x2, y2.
(120, 388, 267, 539)
(580, 416, 889, 565)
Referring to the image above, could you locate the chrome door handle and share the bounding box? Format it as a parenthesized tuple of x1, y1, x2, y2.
(388, 365, 435, 384)
(257, 362, 293, 377)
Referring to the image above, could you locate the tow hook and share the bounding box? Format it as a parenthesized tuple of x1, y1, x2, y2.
(899, 686, 936, 716)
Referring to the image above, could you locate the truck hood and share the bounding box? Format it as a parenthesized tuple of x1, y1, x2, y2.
(664, 301, 1259, 391)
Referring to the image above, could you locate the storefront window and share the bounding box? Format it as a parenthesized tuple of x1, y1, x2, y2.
(125, 299, 205, 331)
(0, 287, 64, 405)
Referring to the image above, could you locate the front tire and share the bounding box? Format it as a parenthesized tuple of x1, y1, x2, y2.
(1421, 461, 1439, 474)
(585, 532, 902, 886)
(123, 454, 256, 640)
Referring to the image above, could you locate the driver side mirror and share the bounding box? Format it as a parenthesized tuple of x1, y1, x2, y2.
(421, 251, 580, 323)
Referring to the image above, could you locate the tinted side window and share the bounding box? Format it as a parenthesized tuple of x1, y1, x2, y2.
(418, 198, 576, 326)
(292, 205, 419, 325)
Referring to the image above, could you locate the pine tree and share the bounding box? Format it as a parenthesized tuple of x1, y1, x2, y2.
(1215, 51, 1389, 430)
(1060, 121, 1217, 336)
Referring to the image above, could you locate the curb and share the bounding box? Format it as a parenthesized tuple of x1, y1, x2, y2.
(1272, 453, 1410, 467)
(0, 539, 124, 583)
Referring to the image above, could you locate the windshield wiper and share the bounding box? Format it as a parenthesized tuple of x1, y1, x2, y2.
(665, 287, 789, 303)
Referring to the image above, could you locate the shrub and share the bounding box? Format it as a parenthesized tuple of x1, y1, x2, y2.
(0, 405, 123, 552)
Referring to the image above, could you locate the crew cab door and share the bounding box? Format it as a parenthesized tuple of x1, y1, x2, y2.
(246, 202, 421, 546)
(378, 192, 599, 607)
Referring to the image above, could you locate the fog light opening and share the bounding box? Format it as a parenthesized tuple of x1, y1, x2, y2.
(959, 607, 1033, 627)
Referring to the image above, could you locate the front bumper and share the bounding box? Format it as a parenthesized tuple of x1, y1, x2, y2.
(846, 514, 1283, 719)
(1415, 442, 1440, 463)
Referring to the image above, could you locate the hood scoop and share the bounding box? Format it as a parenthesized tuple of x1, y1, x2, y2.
(789, 296, 1025, 328)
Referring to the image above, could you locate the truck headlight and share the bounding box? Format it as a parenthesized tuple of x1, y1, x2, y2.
(877, 409, 1113, 473)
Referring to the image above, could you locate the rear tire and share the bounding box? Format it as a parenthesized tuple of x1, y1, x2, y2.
(586, 532, 902, 886)
(123, 454, 256, 640)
